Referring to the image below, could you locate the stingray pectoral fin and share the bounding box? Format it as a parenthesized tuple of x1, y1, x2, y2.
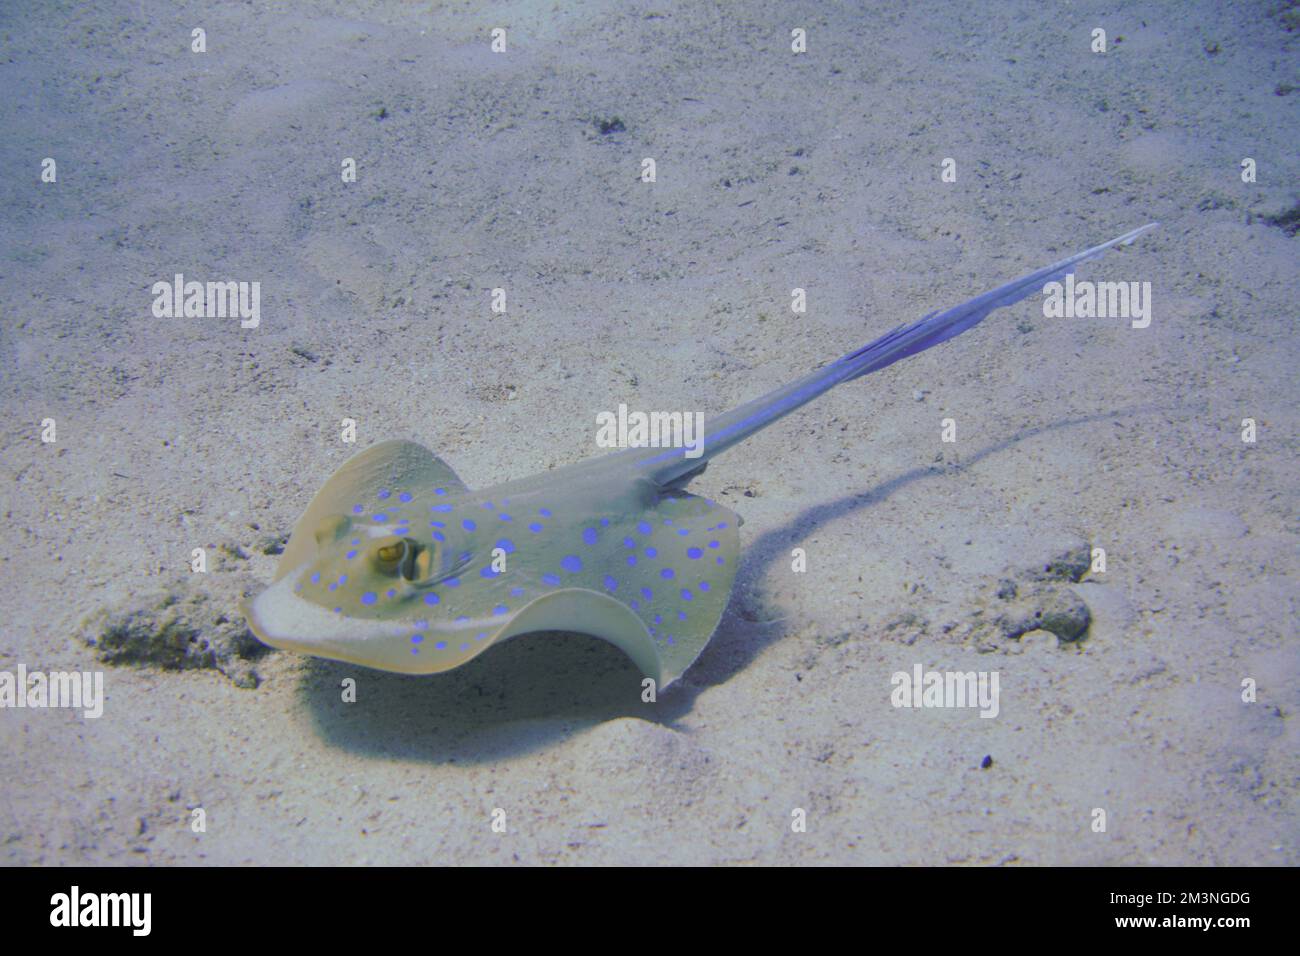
(645, 490, 743, 685)
(276, 439, 469, 581)
(495, 588, 664, 686)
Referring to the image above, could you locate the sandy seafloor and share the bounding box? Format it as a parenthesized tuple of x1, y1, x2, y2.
(0, 0, 1296, 866)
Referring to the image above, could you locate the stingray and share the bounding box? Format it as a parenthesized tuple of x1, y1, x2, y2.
(244, 224, 1158, 686)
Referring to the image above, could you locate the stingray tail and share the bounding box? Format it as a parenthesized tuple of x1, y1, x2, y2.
(834, 222, 1160, 381)
(640, 223, 1159, 488)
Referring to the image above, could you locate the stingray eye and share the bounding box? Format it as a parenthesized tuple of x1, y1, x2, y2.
(368, 536, 417, 580)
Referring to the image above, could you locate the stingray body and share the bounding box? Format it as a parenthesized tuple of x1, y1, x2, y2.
(244, 224, 1157, 685)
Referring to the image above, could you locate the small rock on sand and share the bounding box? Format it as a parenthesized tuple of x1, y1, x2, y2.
(78, 573, 267, 688)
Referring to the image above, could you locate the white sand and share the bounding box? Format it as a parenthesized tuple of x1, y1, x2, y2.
(0, 1, 1295, 864)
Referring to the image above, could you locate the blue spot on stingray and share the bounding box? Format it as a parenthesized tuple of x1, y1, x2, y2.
(663, 518, 673, 525)
(432, 504, 453, 513)
(351, 539, 361, 545)
(654, 614, 663, 624)
(496, 538, 516, 554)
(529, 522, 544, 533)
(386, 588, 397, 598)
(430, 520, 445, 528)
(678, 611, 688, 621)
(431, 530, 445, 542)
(411, 648, 420, 655)
(444, 577, 460, 588)
(338, 575, 348, 585)
(678, 528, 690, 536)
(641, 587, 653, 600)
(708, 540, 720, 549)
(399, 492, 413, 503)
(460, 643, 470, 651)
(361, 592, 377, 605)
(455, 615, 470, 623)
(394, 527, 409, 536)
(499, 513, 512, 521)
(660, 568, 675, 579)
(542, 573, 561, 586)
(510, 587, 525, 597)
(717, 522, 728, 529)
(561, 555, 582, 573)
(716, 556, 725, 565)
(623, 537, 636, 549)
(476, 632, 489, 641)
(681, 589, 693, 601)
(645, 547, 658, 558)
(424, 593, 440, 605)
(482, 501, 495, 510)
(328, 583, 337, 592)
(345, 549, 358, 560)
(352, 504, 364, 514)
(436, 641, 447, 650)
(637, 521, 652, 535)
(630, 599, 640, 610)
(582, 527, 599, 545)
(333, 607, 341, 614)
(378, 489, 391, 500)
(411, 633, 424, 644)
(480, 566, 500, 578)
(416, 620, 429, 629)
(493, 605, 509, 616)
(539, 508, 552, 517)
(626, 555, 637, 567)
(603, 575, 619, 591)
(462, 519, 476, 531)
(310, 572, 321, 584)
(600, 518, 610, 526)
(373, 513, 389, 522)
(687, 547, 702, 559)
(700, 581, 711, 592)
(434, 488, 447, 496)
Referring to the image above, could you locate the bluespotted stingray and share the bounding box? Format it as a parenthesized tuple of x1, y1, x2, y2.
(245, 224, 1158, 686)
